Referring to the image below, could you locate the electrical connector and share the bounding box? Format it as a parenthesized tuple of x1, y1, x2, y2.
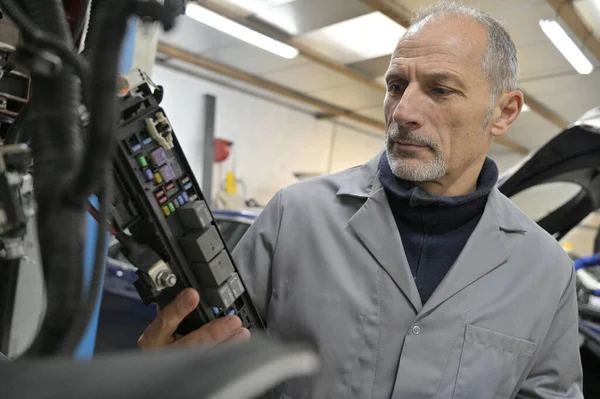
(116, 232, 178, 298)
(145, 112, 174, 151)
(115, 232, 162, 273)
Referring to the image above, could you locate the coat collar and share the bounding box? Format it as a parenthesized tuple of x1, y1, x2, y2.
(337, 151, 529, 233)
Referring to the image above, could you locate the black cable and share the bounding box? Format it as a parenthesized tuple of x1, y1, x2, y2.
(71, 0, 133, 200)
(80, 0, 107, 60)
(0, 0, 91, 106)
(0, 259, 20, 355)
(72, 0, 91, 44)
(59, 174, 112, 354)
(4, 102, 30, 145)
(17, 0, 87, 357)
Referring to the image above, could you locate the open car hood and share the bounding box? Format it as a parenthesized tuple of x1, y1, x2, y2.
(497, 105, 600, 240)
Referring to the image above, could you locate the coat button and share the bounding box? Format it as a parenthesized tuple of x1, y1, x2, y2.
(412, 325, 421, 335)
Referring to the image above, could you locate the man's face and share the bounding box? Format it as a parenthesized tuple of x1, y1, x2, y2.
(383, 16, 496, 185)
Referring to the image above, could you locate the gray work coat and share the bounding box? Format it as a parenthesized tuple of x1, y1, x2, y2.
(233, 152, 583, 399)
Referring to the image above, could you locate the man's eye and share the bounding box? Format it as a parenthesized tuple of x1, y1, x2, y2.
(387, 84, 404, 93)
(432, 87, 452, 95)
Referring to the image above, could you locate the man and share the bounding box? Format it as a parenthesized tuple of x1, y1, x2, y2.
(139, 2, 583, 398)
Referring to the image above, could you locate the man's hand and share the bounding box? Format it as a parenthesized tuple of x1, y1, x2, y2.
(138, 288, 251, 349)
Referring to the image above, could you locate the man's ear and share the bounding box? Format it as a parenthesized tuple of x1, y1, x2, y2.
(489, 90, 524, 137)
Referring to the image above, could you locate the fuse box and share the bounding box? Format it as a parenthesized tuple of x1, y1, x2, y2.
(110, 69, 264, 334)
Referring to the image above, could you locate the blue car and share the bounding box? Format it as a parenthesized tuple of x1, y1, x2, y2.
(95, 208, 260, 353)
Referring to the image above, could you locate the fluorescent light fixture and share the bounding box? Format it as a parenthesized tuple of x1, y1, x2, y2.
(296, 12, 407, 64)
(522, 104, 530, 112)
(227, 0, 297, 14)
(539, 19, 593, 75)
(185, 3, 299, 59)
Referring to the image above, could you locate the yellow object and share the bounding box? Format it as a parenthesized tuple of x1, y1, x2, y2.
(161, 205, 171, 216)
(225, 171, 237, 195)
(561, 241, 573, 252)
(153, 172, 163, 184)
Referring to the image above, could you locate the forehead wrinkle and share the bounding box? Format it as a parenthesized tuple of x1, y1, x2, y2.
(394, 38, 473, 65)
(388, 53, 469, 81)
(389, 37, 486, 88)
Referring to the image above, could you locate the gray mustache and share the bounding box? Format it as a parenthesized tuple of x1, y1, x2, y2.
(388, 129, 436, 149)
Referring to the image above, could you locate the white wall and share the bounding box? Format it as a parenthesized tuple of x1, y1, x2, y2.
(151, 63, 385, 206)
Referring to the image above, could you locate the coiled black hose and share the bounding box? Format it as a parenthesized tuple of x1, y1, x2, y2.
(16, 0, 87, 357)
(81, 0, 107, 59)
(60, 0, 176, 354)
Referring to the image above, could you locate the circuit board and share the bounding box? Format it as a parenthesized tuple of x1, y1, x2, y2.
(110, 69, 264, 334)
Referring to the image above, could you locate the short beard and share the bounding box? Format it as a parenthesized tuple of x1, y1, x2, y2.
(385, 126, 447, 182)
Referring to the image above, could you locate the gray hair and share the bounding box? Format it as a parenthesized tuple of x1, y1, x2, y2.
(409, 1, 519, 126)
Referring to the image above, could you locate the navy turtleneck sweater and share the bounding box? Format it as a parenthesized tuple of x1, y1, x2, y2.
(378, 154, 499, 305)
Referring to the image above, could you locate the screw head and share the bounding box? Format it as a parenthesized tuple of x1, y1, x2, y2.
(156, 270, 177, 288)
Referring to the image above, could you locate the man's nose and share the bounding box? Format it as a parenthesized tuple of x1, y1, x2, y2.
(392, 84, 425, 131)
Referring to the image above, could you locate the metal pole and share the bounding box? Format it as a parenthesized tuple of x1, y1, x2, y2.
(202, 94, 216, 206)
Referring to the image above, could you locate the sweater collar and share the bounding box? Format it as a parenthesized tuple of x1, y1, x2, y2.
(378, 153, 499, 208)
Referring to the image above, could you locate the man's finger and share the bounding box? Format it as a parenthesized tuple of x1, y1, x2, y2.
(174, 315, 245, 347)
(223, 328, 251, 344)
(138, 288, 199, 348)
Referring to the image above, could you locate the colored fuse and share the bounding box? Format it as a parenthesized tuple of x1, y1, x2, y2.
(161, 205, 171, 216)
(226, 309, 236, 316)
(142, 135, 153, 145)
(131, 143, 142, 153)
(167, 202, 175, 213)
(153, 172, 163, 184)
(183, 182, 193, 191)
(181, 192, 189, 203)
(181, 176, 190, 185)
(173, 199, 180, 208)
(177, 194, 184, 205)
(188, 194, 198, 202)
(165, 182, 175, 192)
(158, 196, 168, 205)
(150, 147, 168, 166)
(136, 155, 147, 168)
(143, 169, 153, 181)
(211, 307, 220, 315)
(154, 190, 165, 199)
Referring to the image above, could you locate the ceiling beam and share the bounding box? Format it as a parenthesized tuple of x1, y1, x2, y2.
(360, 0, 413, 25)
(157, 42, 387, 131)
(192, 0, 383, 90)
(359, 0, 569, 131)
(546, 0, 600, 65)
(184, 0, 529, 154)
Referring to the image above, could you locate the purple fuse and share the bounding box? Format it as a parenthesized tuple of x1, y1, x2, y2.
(159, 164, 176, 182)
(149, 147, 168, 167)
(143, 169, 153, 181)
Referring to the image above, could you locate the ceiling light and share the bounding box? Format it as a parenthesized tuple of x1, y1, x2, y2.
(522, 104, 530, 112)
(295, 12, 406, 64)
(539, 19, 593, 75)
(185, 3, 299, 59)
(226, 0, 297, 14)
